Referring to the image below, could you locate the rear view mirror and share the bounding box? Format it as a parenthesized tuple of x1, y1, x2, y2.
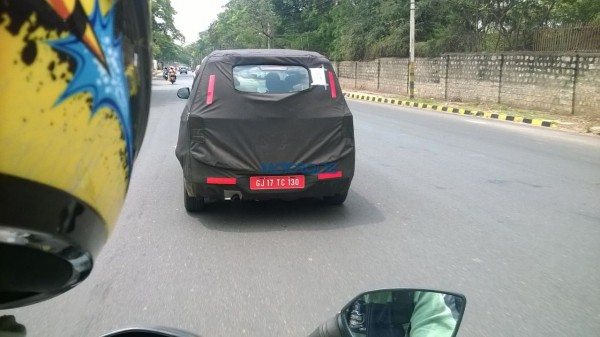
(340, 289, 466, 337)
(177, 87, 190, 99)
(101, 326, 199, 337)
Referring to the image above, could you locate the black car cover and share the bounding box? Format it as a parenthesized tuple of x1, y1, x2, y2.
(176, 49, 355, 181)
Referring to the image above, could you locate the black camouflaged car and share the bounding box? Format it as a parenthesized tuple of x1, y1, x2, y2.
(175, 49, 355, 211)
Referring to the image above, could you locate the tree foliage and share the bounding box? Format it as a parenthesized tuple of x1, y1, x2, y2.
(151, 0, 185, 62)
(186, 0, 600, 61)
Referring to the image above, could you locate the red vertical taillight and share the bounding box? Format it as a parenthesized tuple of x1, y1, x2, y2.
(327, 70, 337, 99)
(206, 74, 216, 105)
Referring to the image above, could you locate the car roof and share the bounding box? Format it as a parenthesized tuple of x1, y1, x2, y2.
(206, 49, 330, 64)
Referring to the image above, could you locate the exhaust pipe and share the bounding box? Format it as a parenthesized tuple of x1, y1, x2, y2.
(224, 190, 242, 201)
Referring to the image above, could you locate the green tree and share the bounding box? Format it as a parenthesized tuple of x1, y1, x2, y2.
(206, 0, 278, 49)
(553, 0, 600, 24)
(184, 0, 600, 60)
(151, 0, 185, 62)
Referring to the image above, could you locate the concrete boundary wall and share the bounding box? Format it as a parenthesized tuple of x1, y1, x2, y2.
(334, 52, 600, 115)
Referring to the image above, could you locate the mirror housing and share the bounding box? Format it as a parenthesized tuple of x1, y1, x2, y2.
(339, 289, 466, 337)
(177, 87, 190, 99)
(101, 326, 199, 337)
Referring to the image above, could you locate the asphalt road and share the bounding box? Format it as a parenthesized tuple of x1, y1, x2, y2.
(6, 74, 600, 337)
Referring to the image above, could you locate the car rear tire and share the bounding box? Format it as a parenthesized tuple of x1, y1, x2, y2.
(184, 188, 205, 212)
(323, 191, 348, 205)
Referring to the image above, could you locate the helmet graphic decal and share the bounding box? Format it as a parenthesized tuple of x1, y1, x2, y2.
(1, 0, 152, 227)
(48, 0, 133, 170)
(45, 0, 108, 68)
(0, 0, 153, 309)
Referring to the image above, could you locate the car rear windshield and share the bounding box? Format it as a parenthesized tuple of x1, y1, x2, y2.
(233, 65, 310, 94)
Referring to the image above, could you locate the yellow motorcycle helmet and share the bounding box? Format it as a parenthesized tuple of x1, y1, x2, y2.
(0, 0, 151, 309)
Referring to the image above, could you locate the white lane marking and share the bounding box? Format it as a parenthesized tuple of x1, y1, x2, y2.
(466, 119, 486, 124)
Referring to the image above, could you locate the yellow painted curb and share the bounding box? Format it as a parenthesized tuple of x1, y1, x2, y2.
(343, 91, 558, 129)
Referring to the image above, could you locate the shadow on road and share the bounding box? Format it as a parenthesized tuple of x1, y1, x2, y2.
(190, 190, 384, 232)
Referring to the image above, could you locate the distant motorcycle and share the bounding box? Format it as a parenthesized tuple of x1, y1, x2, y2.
(169, 73, 177, 84)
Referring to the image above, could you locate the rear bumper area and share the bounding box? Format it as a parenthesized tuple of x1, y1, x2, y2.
(185, 175, 352, 201)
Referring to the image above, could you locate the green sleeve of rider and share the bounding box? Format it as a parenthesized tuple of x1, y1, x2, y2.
(409, 292, 457, 337)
